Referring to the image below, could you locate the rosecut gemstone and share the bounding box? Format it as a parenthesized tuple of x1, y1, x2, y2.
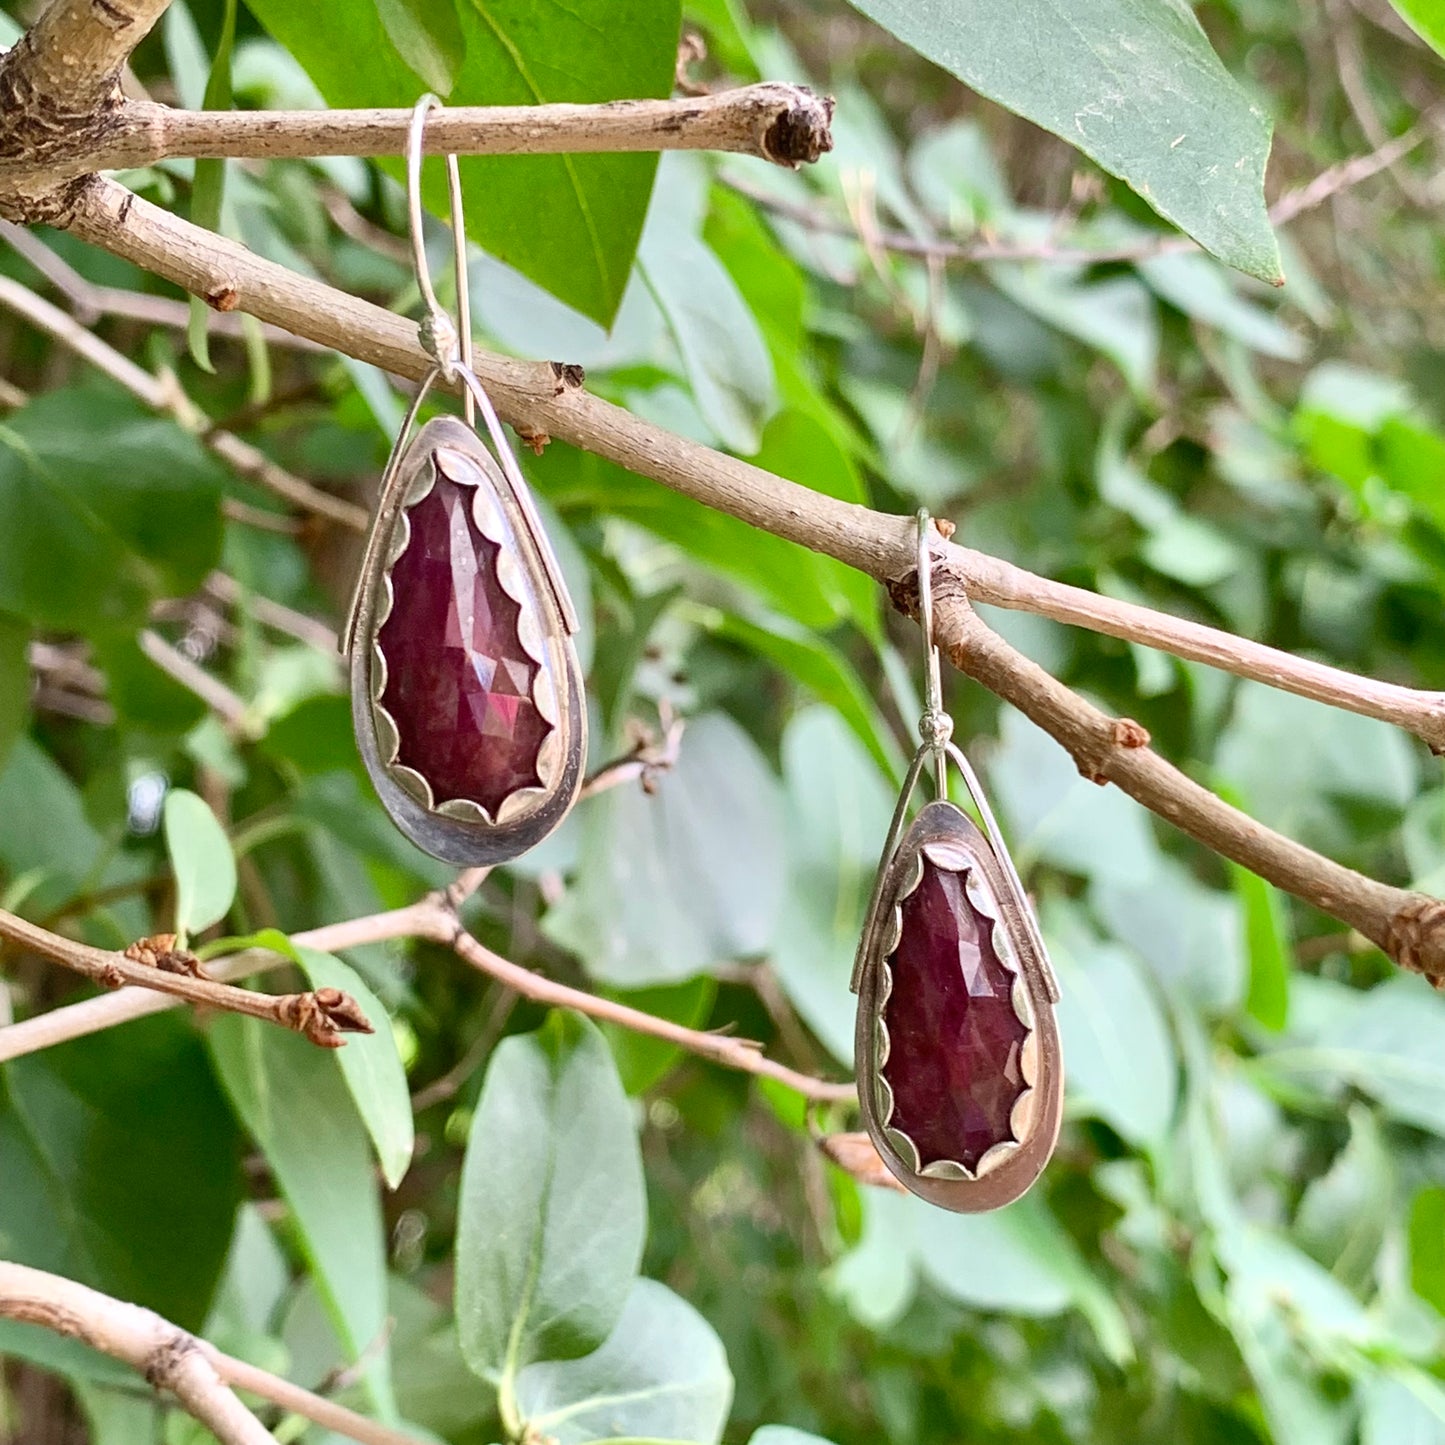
(881, 860, 1029, 1171)
(376, 468, 550, 814)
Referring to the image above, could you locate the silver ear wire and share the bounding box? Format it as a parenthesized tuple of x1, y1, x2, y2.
(406, 94, 474, 426)
(916, 510, 953, 795)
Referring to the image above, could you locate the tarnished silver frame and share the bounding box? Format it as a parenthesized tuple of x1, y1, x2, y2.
(850, 511, 1062, 1212)
(347, 415, 585, 866)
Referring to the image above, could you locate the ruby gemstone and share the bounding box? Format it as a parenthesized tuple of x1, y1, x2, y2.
(881, 860, 1029, 1171)
(377, 470, 550, 814)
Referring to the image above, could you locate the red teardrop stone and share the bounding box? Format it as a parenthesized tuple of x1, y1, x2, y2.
(376, 470, 550, 814)
(881, 860, 1029, 1171)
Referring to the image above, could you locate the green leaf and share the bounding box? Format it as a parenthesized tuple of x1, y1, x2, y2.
(704, 611, 903, 779)
(163, 788, 238, 938)
(915, 1192, 1133, 1362)
(186, 0, 238, 374)
(1261, 978, 1445, 1139)
(456, 1011, 645, 1384)
(544, 713, 785, 987)
(1229, 859, 1291, 1033)
(208, 1014, 395, 1416)
(772, 706, 894, 1064)
(530, 417, 877, 638)
(1385, 0, 1445, 58)
(751, 1429, 838, 1445)
(243, 0, 681, 323)
(1295, 1105, 1392, 1293)
(514, 1278, 733, 1445)
(843, 0, 1280, 282)
(0, 1013, 244, 1330)
(1360, 1373, 1445, 1445)
(1410, 1185, 1445, 1317)
(1048, 905, 1178, 1149)
(0, 386, 224, 631)
(294, 943, 415, 1189)
(375, 0, 465, 93)
(639, 157, 777, 453)
(603, 977, 718, 1095)
(0, 613, 28, 771)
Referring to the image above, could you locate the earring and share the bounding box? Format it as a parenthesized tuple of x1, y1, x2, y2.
(851, 512, 1063, 1212)
(342, 96, 587, 866)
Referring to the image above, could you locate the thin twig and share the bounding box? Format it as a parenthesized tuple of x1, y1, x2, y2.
(0, 892, 856, 1101)
(0, 1262, 273, 1443)
(723, 111, 1437, 265)
(0, 910, 374, 1054)
(205, 572, 340, 653)
(2, 220, 326, 348)
(0, 273, 368, 529)
(0, 85, 835, 193)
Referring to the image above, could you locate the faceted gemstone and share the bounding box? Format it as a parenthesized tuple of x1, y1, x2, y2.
(377, 469, 550, 814)
(881, 860, 1029, 1171)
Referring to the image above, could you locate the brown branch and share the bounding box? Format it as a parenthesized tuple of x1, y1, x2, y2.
(0, 909, 374, 1052)
(0, 890, 855, 1100)
(138, 628, 252, 732)
(0, 1262, 274, 1445)
(0, 272, 367, 529)
(909, 572, 1445, 986)
(0, 85, 835, 195)
(53, 174, 1445, 757)
(436, 906, 855, 1102)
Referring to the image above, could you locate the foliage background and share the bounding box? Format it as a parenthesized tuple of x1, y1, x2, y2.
(2, 0, 1445, 1442)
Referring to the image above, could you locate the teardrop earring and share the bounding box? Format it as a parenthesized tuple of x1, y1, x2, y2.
(342, 95, 587, 866)
(851, 512, 1063, 1211)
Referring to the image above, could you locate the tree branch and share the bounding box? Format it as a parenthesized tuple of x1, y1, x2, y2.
(908, 572, 1445, 986)
(55, 174, 1445, 756)
(0, 908, 375, 1051)
(0, 84, 835, 194)
(0, 1261, 273, 1445)
(0, 887, 855, 1098)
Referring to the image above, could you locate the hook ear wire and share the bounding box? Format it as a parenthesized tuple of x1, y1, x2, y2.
(406, 94, 475, 426)
(915, 509, 951, 792)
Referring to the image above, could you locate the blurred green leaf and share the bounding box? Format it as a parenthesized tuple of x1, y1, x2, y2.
(1410, 1186, 1445, 1317)
(1360, 1373, 1445, 1445)
(375, 0, 465, 92)
(243, 0, 679, 323)
(1385, 0, 1445, 58)
(514, 1278, 733, 1445)
(0, 1014, 244, 1330)
(0, 613, 27, 771)
(1049, 905, 1178, 1149)
(772, 705, 894, 1063)
(1295, 1104, 1391, 1293)
(456, 1011, 645, 1384)
(163, 788, 237, 938)
(1229, 856, 1291, 1033)
(545, 713, 785, 986)
(640, 156, 777, 453)
(604, 977, 718, 1095)
(209, 1014, 395, 1416)
(841, 0, 1280, 280)
(751, 1428, 838, 1445)
(0, 387, 224, 630)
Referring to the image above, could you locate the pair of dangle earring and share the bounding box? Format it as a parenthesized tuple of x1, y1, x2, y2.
(343, 97, 587, 866)
(852, 513, 1063, 1212)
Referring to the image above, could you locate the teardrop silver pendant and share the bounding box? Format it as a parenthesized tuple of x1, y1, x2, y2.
(346, 415, 585, 866)
(851, 513, 1062, 1211)
(342, 96, 585, 866)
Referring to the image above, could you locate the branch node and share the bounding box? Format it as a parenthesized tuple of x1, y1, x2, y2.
(1384, 895, 1445, 987)
(549, 359, 586, 391)
(204, 281, 239, 312)
(124, 933, 207, 977)
(760, 86, 835, 167)
(143, 1330, 198, 1392)
(1112, 717, 1151, 749)
(277, 987, 375, 1047)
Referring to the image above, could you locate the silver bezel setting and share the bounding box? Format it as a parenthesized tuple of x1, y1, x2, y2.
(853, 786, 1064, 1213)
(348, 415, 586, 866)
